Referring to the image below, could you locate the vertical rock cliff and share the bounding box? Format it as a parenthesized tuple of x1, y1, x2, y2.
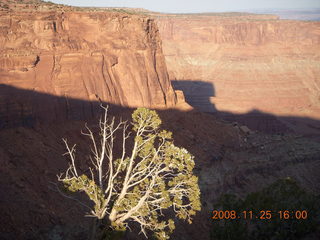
(156, 14, 320, 133)
(0, 5, 177, 127)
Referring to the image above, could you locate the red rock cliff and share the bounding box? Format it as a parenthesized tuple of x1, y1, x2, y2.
(156, 14, 320, 120)
(0, 5, 177, 126)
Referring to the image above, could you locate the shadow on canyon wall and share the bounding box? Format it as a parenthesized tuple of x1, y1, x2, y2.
(172, 80, 217, 113)
(1, 83, 320, 240)
(172, 80, 320, 139)
(2, 82, 320, 139)
(0, 84, 125, 129)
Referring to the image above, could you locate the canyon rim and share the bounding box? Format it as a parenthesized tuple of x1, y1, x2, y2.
(0, 1, 320, 240)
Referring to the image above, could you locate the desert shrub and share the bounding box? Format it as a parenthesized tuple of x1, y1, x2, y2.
(211, 178, 320, 240)
(57, 106, 201, 240)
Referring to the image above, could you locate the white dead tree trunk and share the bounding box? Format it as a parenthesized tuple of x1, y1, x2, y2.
(57, 106, 201, 240)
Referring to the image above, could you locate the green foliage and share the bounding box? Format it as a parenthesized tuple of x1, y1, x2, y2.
(114, 108, 200, 239)
(59, 107, 201, 240)
(211, 178, 320, 240)
(100, 225, 126, 240)
(132, 107, 162, 132)
(63, 175, 107, 216)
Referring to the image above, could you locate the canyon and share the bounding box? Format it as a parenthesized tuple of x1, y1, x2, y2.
(0, 1, 320, 240)
(156, 14, 320, 135)
(0, 2, 179, 128)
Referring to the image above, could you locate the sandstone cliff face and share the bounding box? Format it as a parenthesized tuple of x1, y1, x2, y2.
(156, 15, 320, 122)
(0, 7, 177, 127)
(1, 6, 320, 240)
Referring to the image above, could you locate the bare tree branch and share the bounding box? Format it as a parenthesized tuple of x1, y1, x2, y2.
(56, 106, 201, 239)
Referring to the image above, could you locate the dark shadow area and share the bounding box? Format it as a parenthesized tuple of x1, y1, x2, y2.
(217, 109, 320, 138)
(171, 81, 320, 140)
(1, 83, 320, 240)
(0, 84, 127, 129)
(172, 80, 217, 113)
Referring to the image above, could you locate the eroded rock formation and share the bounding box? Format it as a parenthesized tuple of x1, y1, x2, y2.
(156, 14, 320, 133)
(0, 3, 177, 127)
(1, 4, 320, 240)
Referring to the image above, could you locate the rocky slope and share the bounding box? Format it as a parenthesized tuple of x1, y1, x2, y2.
(1, 103, 319, 240)
(1, 3, 320, 240)
(156, 14, 320, 134)
(0, 2, 178, 128)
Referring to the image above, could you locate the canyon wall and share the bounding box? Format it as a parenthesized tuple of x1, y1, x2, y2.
(0, 5, 177, 127)
(156, 14, 320, 132)
(1, 6, 320, 239)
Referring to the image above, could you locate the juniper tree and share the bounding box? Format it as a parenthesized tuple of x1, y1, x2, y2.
(57, 106, 201, 240)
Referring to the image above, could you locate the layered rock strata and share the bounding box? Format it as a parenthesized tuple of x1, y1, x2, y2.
(156, 14, 320, 133)
(0, 5, 177, 127)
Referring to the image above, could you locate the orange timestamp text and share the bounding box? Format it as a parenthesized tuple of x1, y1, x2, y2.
(212, 210, 308, 220)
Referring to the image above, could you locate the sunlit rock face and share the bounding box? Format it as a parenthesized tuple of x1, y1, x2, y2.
(0, 6, 177, 126)
(156, 14, 320, 121)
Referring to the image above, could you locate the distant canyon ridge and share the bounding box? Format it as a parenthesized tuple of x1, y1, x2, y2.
(1, 2, 320, 135)
(156, 13, 320, 135)
(1, 3, 320, 240)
